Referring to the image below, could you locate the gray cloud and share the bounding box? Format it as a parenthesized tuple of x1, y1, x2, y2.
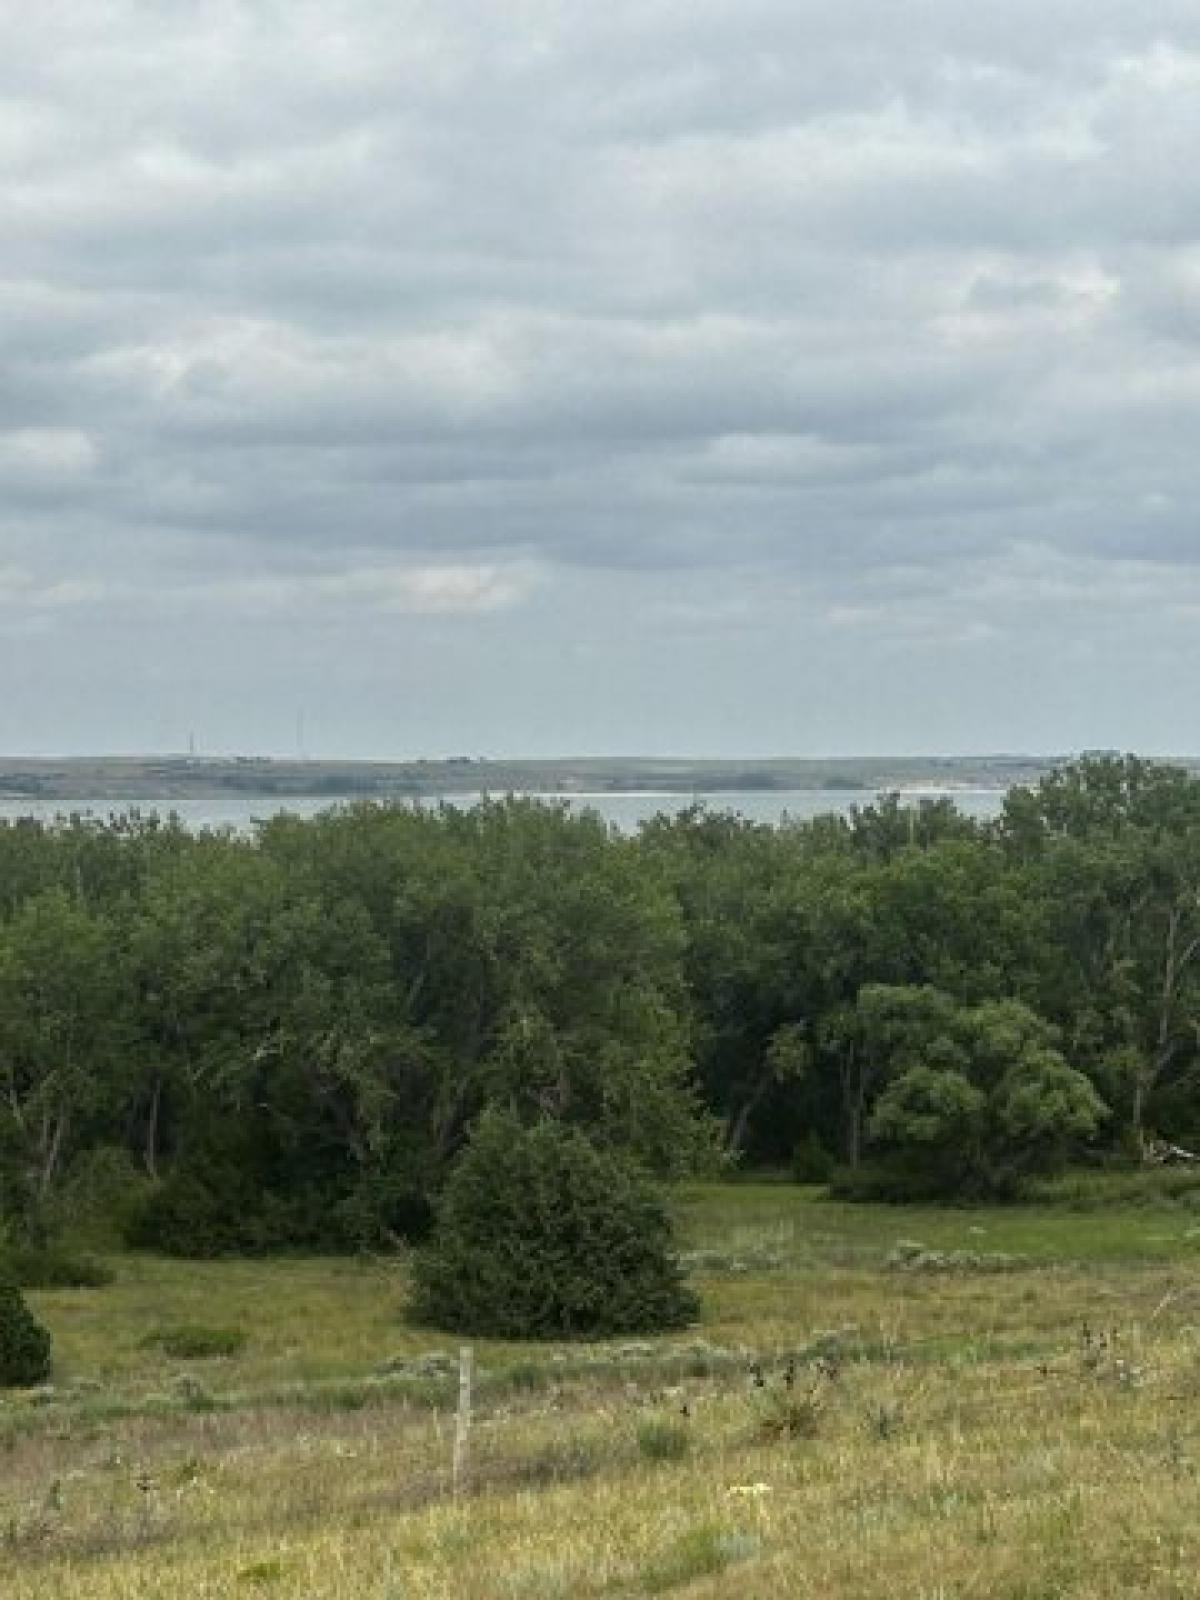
(3, 2, 1200, 754)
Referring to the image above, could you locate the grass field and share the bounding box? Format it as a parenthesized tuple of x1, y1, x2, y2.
(5, 1184, 1200, 1597)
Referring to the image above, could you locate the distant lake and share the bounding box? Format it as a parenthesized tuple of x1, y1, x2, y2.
(0, 787, 1009, 833)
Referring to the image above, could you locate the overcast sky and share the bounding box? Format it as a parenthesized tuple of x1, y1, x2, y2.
(3, 2, 1200, 758)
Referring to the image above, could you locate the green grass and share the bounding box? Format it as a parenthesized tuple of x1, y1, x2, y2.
(141, 1324, 248, 1360)
(677, 1181, 1200, 1263)
(5, 1182, 1200, 1597)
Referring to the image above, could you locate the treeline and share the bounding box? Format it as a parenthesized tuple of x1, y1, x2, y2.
(1, 754, 1199, 1252)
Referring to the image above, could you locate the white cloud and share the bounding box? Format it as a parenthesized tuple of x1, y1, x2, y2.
(0, 428, 97, 480)
(204, 561, 539, 618)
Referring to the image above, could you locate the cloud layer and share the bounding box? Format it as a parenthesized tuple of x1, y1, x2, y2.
(3, 2, 1200, 754)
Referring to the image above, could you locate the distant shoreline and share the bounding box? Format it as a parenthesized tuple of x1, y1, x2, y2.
(0, 753, 1094, 803)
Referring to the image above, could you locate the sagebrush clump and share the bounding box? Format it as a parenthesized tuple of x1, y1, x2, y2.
(0, 1282, 52, 1387)
(411, 1111, 699, 1339)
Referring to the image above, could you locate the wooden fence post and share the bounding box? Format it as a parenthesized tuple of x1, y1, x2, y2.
(452, 1345, 473, 1497)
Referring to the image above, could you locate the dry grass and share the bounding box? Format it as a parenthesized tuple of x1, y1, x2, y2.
(4, 1185, 1200, 1597)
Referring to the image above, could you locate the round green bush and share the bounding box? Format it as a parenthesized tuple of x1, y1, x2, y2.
(0, 1283, 52, 1387)
(411, 1111, 699, 1339)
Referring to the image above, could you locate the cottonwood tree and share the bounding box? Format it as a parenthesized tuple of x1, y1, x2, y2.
(0, 888, 125, 1235)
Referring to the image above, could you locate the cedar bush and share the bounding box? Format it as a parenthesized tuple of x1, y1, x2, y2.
(0, 1283, 52, 1387)
(411, 1111, 698, 1339)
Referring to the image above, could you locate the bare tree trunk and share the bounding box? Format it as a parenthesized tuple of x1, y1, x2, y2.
(37, 1107, 68, 1202)
(1131, 1076, 1147, 1156)
(839, 1048, 864, 1169)
(725, 1068, 774, 1156)
(144, 1077, 162, 1178)
(1138, 899, 1200, 1146)
(848, 1098, 862, 1170)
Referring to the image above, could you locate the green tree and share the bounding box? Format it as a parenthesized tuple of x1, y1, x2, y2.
(0, 888, 125, 1237)
(638, 808, 800, 1159)
(1015, 766, 1200, 1148)
(865, 988, 1107, 1197)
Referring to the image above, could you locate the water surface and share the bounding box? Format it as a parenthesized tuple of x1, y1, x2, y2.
(0, 787, 1008, 833)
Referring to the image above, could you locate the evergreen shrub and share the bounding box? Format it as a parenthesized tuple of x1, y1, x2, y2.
(411, 1111, 699, 1339)
(791, 1133, 835, 1185)
(0, 1283, 52, 1387)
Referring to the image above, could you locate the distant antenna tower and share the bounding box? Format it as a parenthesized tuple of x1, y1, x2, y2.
(297, 709, 307, 761)
(188, 731, 196, 759)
